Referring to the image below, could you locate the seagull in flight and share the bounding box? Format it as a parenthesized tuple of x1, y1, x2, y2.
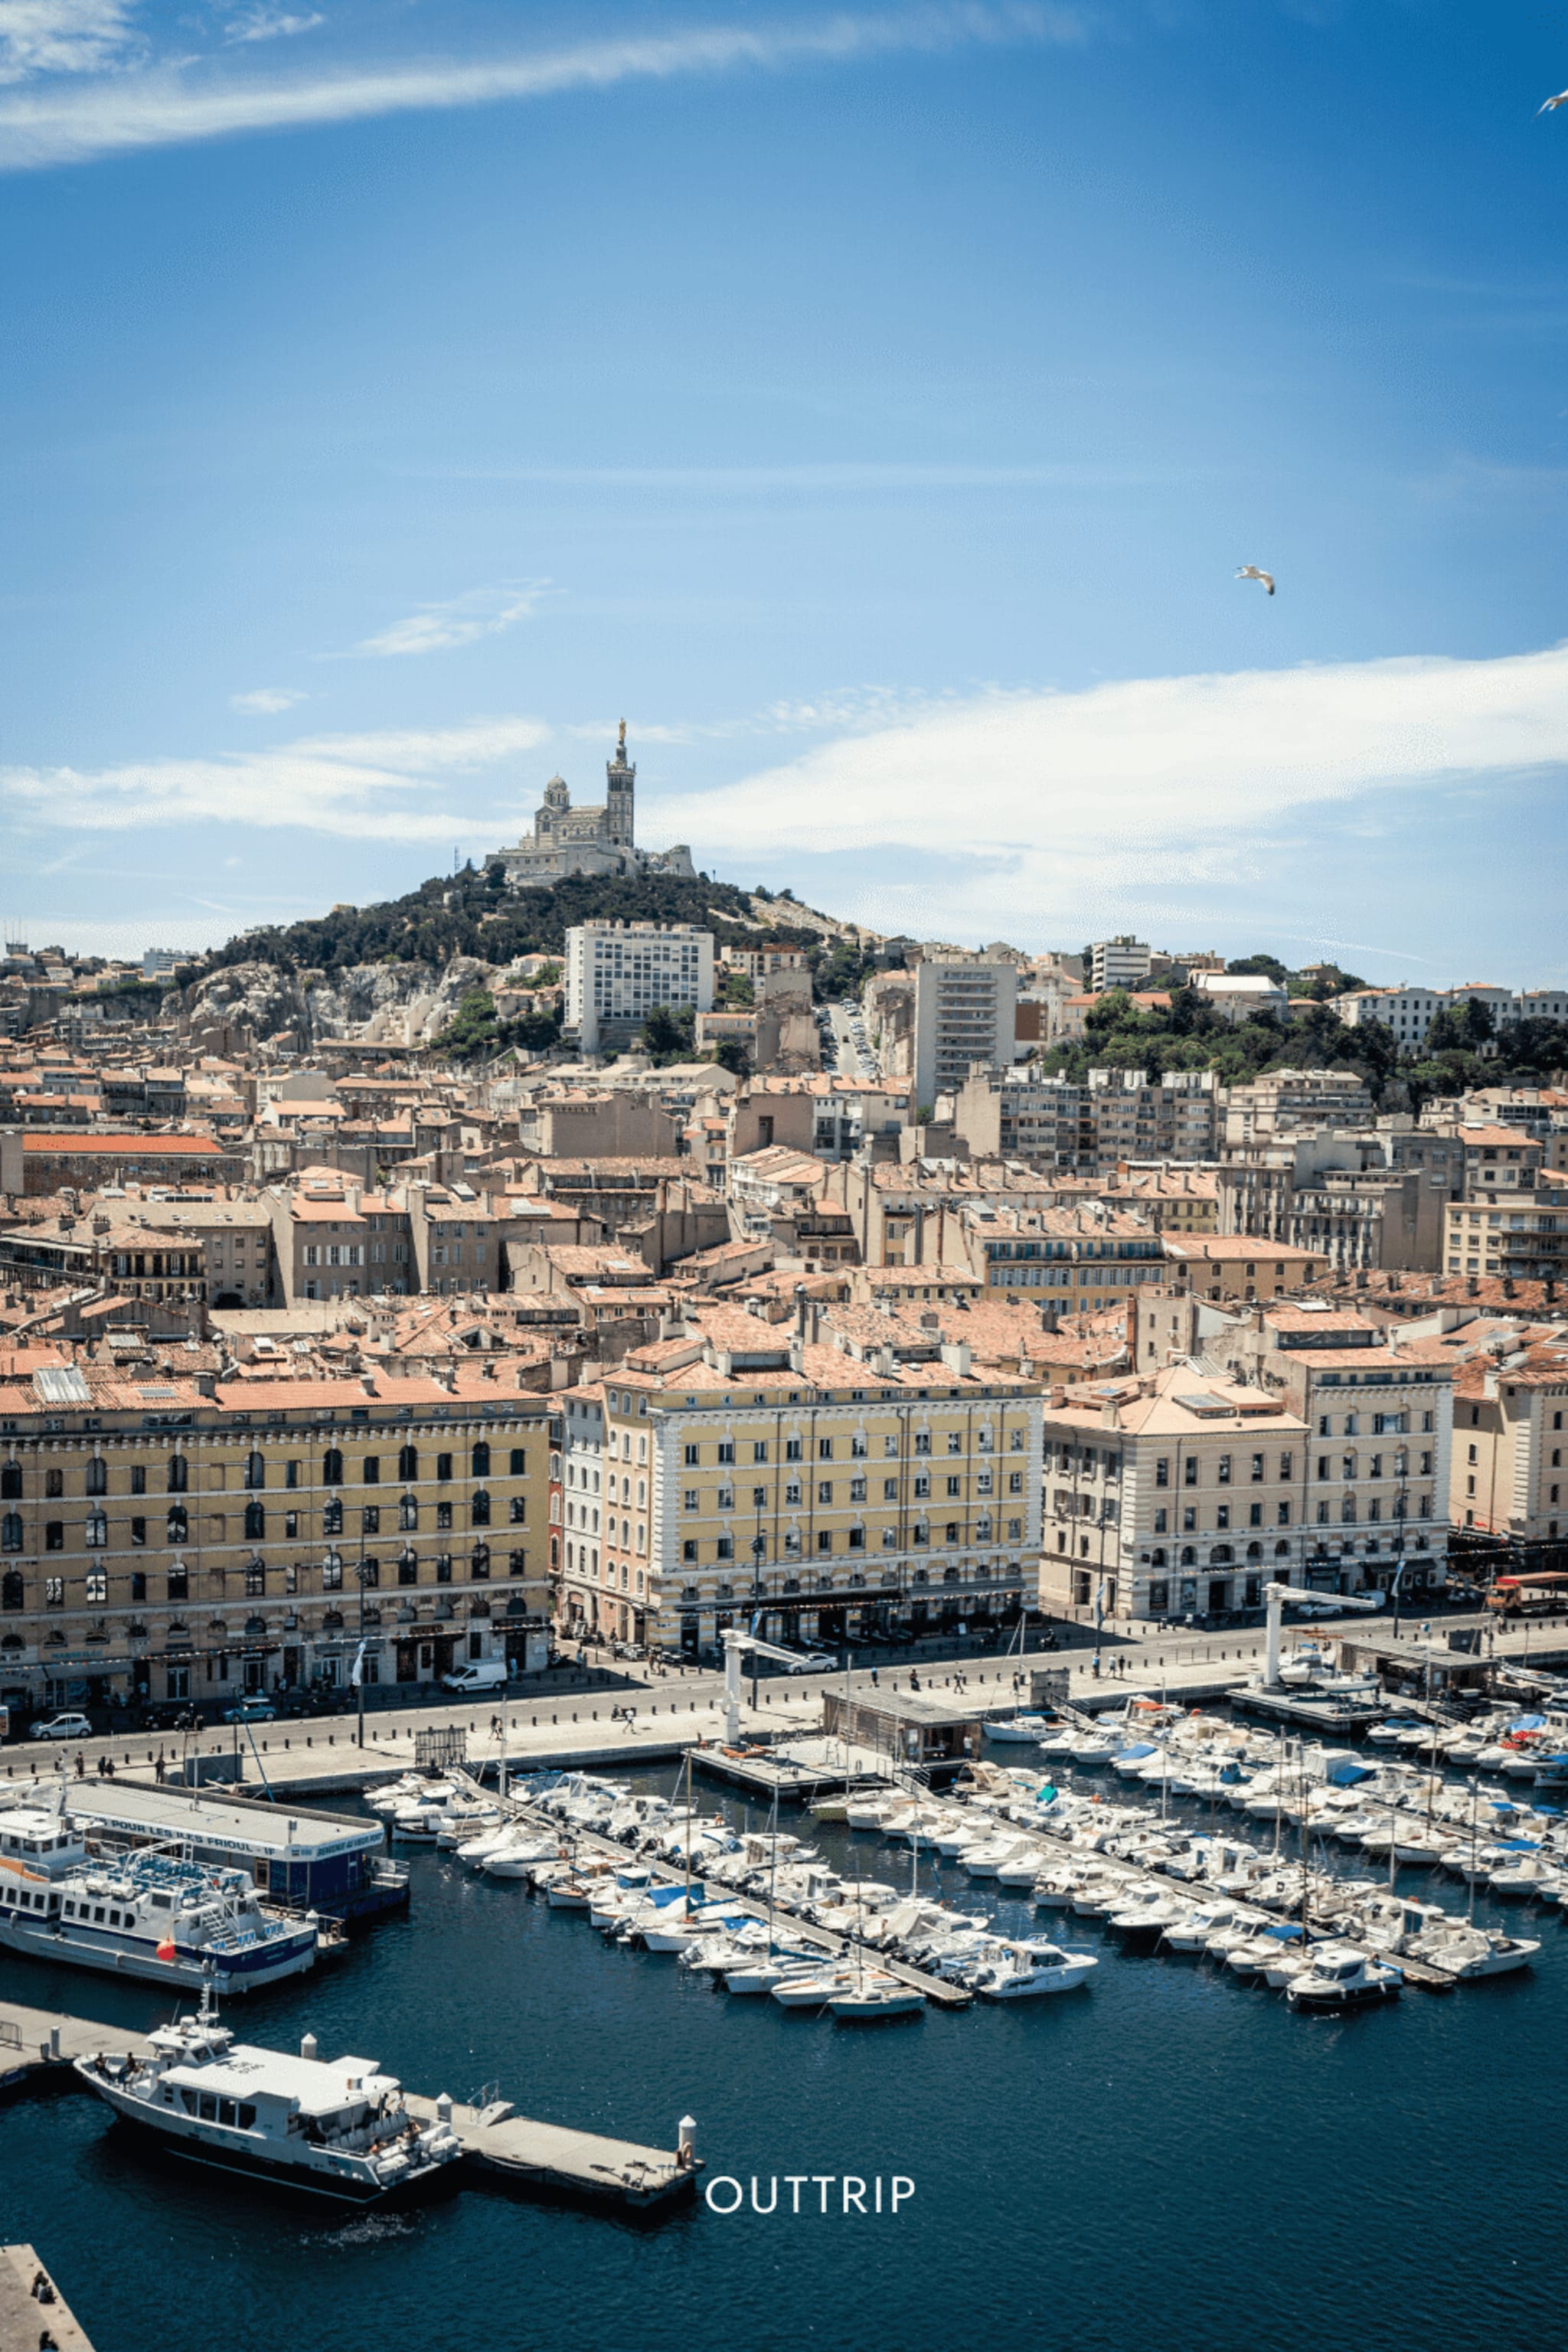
(1236, 565, 1275, 596)
(1539, 88, 1568, 113)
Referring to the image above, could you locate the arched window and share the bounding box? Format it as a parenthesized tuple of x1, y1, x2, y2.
(245, 1615, 266, 1637)
(45, 1468, 63, 1499)
(1210, 1544, 1233, 1565)
(0, 1464, 21, 1500)
(243, 1500, 266, 1541)
(470, 1489, 491, 1527)
(322, 1449, 343, 1486)
(85, 1459, 107, 1497)
(1, 1514, 21, 1554)
(1274, 1540, 1292, 1557)
(398, 1444, 419, 1481)
(472, 1441, 491, 1478)
(85, 1511, 108, 1549)
(1246, 1541, 1263, 1560)
(1, 1568, 22, 1609)
(1179, 1546, 1195, 1567)
(167, 1505, 188, 1543)
(399, 1494, 419, 1530)
(166, 1454, 188, 1493)
(470, 1542, 491, 1579)
(244, 1451, 266, 1490)
(1148, 1547, 1167, 1569)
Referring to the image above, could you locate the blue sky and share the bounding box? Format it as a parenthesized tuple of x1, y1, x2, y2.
(2, 0, 1566, 979)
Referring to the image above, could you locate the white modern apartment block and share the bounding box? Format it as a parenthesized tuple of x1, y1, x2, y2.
(913, 950, 1018, 1110)
(1088, 935, 1154, 993)
(1336, 982, 1567, 1047)
(565, 920, 715, 1057)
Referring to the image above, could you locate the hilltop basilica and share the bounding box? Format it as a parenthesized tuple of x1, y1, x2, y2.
(490, 723, 696, 890)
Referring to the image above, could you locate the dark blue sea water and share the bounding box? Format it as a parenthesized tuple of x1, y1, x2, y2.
(2, 1760, 1563, 2352)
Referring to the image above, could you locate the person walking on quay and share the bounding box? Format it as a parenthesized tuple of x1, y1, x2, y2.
(74, 1751, 85, 1779)
(155, 1750, 167, 1785)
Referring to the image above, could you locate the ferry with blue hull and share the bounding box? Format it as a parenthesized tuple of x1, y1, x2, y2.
(0, 1802, 318, 1993)
(76, 1997, 464, 2206)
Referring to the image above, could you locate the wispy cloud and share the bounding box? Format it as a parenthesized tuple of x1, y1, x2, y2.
(0, 0, 139, 87)
(230, 684, 306, 714)
(655, 642, 1568, 942)
(224, 7, 324, 46)
(0, 5, 1090, 170)
(0, 713, 550, 841)
(351, 581, 547, 660)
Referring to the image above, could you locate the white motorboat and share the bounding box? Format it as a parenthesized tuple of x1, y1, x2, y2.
(972, 1943, 1096, 1998)
(74, 1992, 462, 2203)
(982, 1716, 1054, 1745)
(1487, 1851, 1562, 1901)
(1403, 1926, 1540, 1979)
(1285, 1945, 1402, 2009)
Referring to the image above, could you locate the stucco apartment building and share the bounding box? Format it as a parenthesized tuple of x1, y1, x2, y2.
(0, 1365, 555, 1717)
(551, 1296, 1044, 1656)
(1210, 1301, 1453, 1596)
(1449, 1329, 1568, 1547)
(1037, 1367, 1311, 1622)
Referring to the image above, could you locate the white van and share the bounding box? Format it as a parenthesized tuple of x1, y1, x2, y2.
(442, 1658, 509, 1693)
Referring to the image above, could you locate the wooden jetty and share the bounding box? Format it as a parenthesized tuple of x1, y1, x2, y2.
(0, 1999, 697, 2210)
(1, 2245, 97, 2352)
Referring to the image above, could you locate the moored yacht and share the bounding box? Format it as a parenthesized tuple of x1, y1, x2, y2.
(75, 1995, 462, 2203)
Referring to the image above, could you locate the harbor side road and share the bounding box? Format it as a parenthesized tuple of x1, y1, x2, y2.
(2, 1611, 1560, 1798)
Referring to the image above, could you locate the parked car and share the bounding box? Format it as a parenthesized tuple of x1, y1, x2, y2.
(28, 1713, 93, 1742)
(220, 1698, 279, 1724)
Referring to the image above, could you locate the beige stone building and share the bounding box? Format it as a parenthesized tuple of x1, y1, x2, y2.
(0, 1365, 555, 1716)
(552, 1298, 1043, 1655)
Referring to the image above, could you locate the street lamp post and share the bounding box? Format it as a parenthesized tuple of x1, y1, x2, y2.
(750, 1533, 767, 1712)
(351, 1540, 367, 1749)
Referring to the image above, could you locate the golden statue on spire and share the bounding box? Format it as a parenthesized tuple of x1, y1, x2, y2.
(617, 717, 627, 755)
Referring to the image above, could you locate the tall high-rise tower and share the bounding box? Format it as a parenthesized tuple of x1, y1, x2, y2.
(605, 719, 635, 848)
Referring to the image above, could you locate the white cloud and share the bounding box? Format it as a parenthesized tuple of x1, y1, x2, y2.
(224, 7, 323, 45)
(0, 0, 138, 86)
(351, 581, 547, 660)
(655, 642, 1568, 938)
(1, 712, 550, 840)
(0, 5, 1089, 169)
(229, 684, 305, 714)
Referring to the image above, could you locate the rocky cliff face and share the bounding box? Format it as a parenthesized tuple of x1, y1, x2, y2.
(188, 956, 498, 1046)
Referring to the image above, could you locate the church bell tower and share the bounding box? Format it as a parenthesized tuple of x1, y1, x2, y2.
(606, 719, 635, 849)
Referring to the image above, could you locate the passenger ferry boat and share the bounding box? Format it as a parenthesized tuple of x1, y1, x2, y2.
(76, 1994, 464, 2204)
(0, 1803, 318, 1993)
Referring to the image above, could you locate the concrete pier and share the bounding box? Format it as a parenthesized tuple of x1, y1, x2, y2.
(0, 1998, 696, 2210)
(401, 2096, 697, 2206)
(0, 2245, 97, 2352)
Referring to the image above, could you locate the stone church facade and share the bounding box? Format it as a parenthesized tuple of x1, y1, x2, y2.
(491, 723, 696, 890)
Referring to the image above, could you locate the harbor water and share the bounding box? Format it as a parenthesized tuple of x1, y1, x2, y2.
(1, 1763, 1563, 2352)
